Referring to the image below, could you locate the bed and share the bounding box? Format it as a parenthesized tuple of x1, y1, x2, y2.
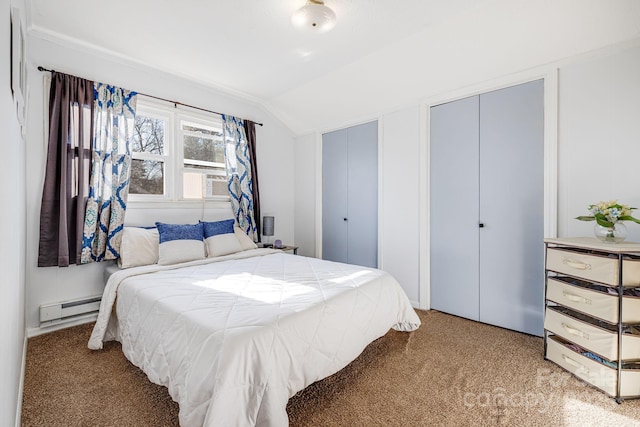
(89, 245, 420, 426)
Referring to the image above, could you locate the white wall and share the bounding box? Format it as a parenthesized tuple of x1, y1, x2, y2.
(1, 0, 27, 424)
(255, 117, 296, 244)
(24, 33, 295, 331)
(558, 45, 640, 242)
(293, 133, 317, 257)
(380, 107, 421, 304)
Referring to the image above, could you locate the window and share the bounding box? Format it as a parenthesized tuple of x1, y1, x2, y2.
(131, 109, 169, 196)
(129, 97, 229, 202)
(180, 120, 228, 199)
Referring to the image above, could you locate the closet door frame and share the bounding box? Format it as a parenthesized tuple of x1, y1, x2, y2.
(419, 67, 559, 310)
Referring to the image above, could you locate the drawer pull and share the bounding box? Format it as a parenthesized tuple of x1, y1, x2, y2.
(562, 291, 592, 305)
(561, 323, 589, 340)
(562, 354, 589, 374)
(562, 258, 591, 270)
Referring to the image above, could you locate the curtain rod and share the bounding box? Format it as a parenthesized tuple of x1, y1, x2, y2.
(37, 66, 263, 127)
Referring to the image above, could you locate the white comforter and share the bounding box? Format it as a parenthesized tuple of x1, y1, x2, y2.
(89, 249, 420, 426)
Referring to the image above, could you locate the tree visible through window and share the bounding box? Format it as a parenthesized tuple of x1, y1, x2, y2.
(183, 124, 224, 164)
(131, 116, 165, 195)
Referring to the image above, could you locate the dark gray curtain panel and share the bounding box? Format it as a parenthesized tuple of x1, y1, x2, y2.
(244, 120, 261, 242)
(38, 72, 94, 267)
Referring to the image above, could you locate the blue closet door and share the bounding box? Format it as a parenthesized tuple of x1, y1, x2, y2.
(430, 80, 544, 336)
(346, 122, 378, 268)
(478, 80, 544, 336)
(430, 95, 481, 321)
(322, 121, 378, 268)
(322, 128, 349, 264)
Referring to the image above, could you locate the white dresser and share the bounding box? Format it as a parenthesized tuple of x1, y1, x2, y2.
(544, 237, 640, 402)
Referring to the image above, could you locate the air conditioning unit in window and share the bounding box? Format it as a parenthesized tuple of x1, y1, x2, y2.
(204, 173, 228, 198)
(204, 174, 216, 198)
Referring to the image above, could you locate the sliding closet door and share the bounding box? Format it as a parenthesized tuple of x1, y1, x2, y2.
(430, 96, 480, 321)
(322, 129, 349, 264)
(478, 80, 544, 336)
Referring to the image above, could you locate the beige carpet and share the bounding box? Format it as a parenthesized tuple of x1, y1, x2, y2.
(21, 310, 640, 426)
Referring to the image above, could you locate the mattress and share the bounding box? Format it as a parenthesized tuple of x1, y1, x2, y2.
(103, 262, 121, 284)
(88, 249, 420, 426)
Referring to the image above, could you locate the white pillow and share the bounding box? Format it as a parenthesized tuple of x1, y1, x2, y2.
(156, 222, 206, 265)
(118, 227, 159, 268)
(207, 234, 243, 257)
(202, 219, 243, 257)
(234, 226, 258, 250)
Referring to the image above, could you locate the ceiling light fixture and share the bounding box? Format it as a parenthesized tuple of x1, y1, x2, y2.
(291, 0, 337, 33)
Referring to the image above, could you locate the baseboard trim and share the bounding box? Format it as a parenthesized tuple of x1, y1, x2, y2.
(410, 300, 421, 309)
(26, 313, 98, 338)
(15, 335, 27, 427)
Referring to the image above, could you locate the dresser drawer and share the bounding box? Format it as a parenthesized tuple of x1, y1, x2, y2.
(544, 306, 640, 360)
(547, 277, 640, 323)
(546, 248, 640, 287)
(547, 336, 640, 398)
(546, 248, 617, 285)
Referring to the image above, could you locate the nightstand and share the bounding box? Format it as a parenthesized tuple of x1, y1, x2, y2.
(276, 245, 298, 255)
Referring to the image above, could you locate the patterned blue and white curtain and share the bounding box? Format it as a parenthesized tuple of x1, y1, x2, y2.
(81, 84, 137, 263)
(222, 114, 257, 241)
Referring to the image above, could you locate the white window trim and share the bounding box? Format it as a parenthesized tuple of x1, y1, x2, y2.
(183, 159, 225, 169)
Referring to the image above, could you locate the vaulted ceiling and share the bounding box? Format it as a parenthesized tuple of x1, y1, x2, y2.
(28, 0, 640, 134)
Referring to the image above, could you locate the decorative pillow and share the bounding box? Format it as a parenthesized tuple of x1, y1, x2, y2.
(234, 226, 258, 250)
(202, 219, 243, 257)
(156, 222, 205, 265)
(118, 226, 159, 268)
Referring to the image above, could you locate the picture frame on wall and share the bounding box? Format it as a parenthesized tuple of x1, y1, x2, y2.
(10, 6, 27, 130)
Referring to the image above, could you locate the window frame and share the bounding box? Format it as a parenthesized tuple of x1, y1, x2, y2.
(128, 96, 230, 205)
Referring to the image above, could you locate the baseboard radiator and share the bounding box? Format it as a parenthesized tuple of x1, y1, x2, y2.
(39, 295, 102, 327)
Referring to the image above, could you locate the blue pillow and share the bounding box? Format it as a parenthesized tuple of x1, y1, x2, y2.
(155, 222, 205, 265)
(202, 219, 235, 238)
